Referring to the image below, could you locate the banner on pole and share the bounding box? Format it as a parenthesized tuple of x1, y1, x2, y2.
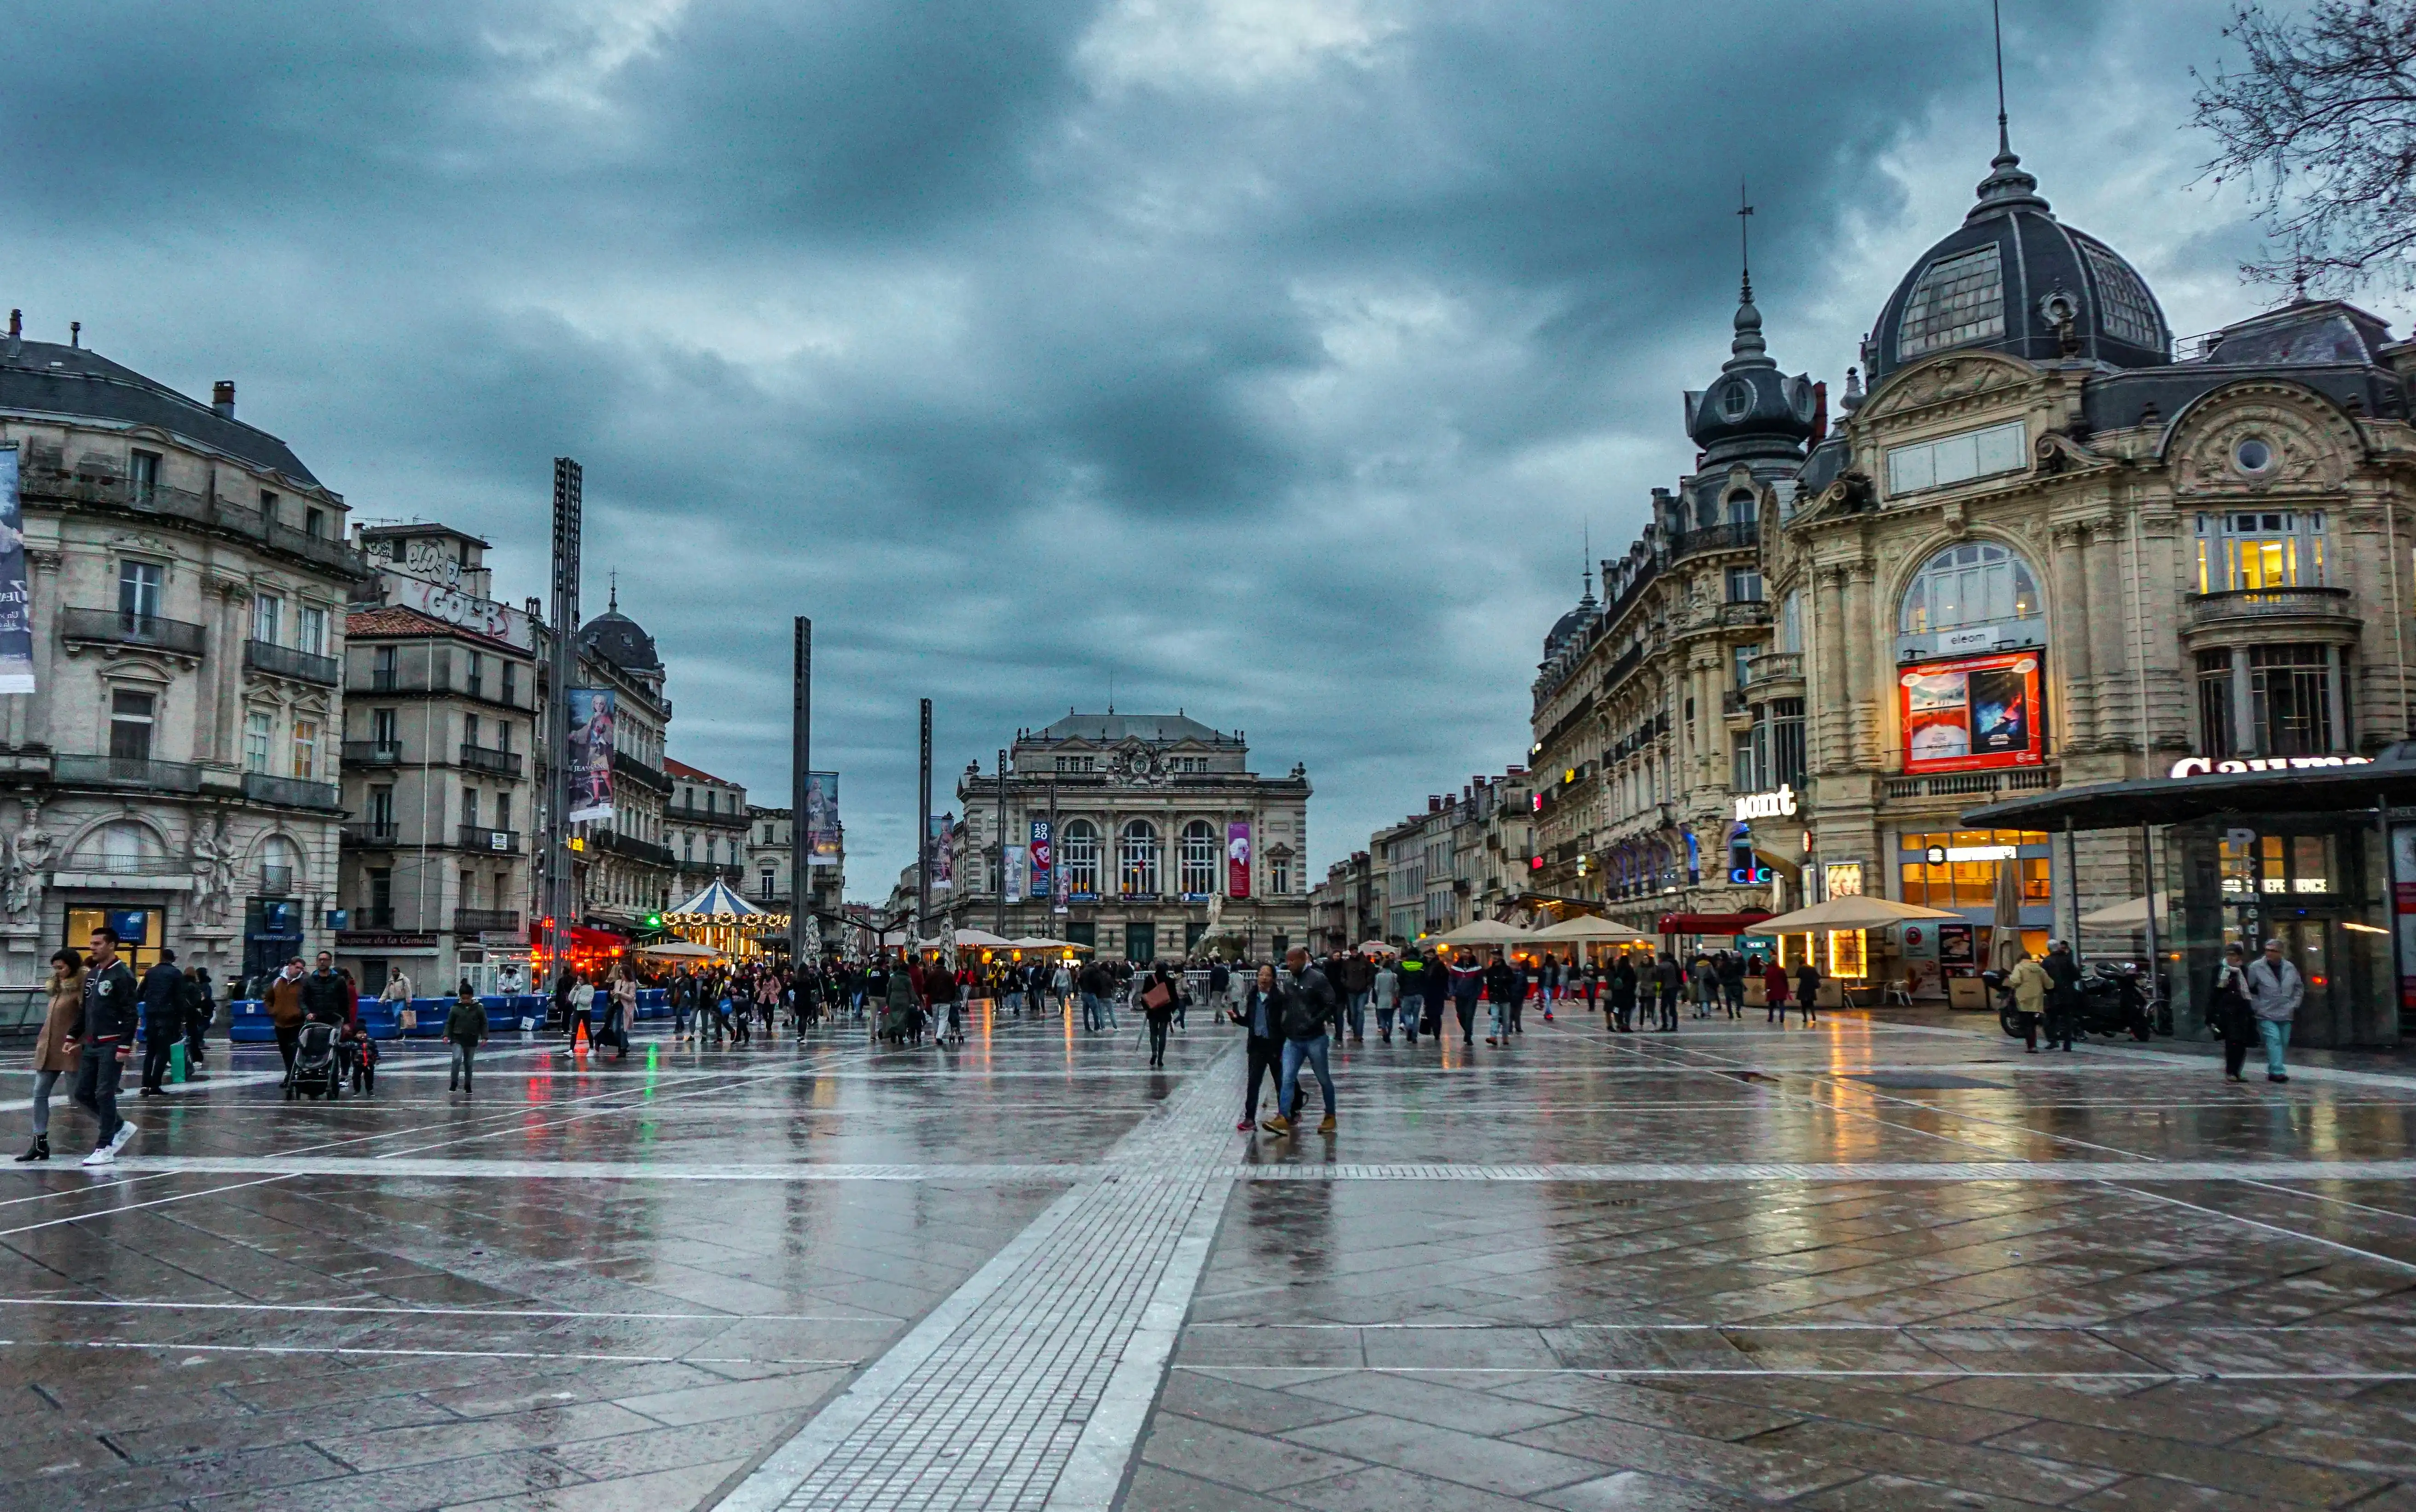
(566, 689, 616, 823)
(929, 814, 954, 890)
(1002, 844, 1028, 905)
(805, 772, 841, 866)
(1227, 821, 1251, 899)
(0, 447, 31, 694)
(1028, 819, 1052, 904)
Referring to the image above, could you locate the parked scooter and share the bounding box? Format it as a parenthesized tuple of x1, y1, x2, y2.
(1984, 962, 2153, 1043)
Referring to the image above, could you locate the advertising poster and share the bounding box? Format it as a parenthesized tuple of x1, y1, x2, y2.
(1227, 821, 1251, 899)
(2393, 824, 2416, 1011)
(1901, 651, 2043, 774)
(565, 688, 616, 823)
(805, 772, 841, 866)
(1028, 819, 1052, 902)
(1002, 844, 1028, 905)
(928, 814, 954, 890)
(0, 447, 30, 693)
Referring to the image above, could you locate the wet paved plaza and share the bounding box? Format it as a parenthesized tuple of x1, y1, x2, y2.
(5, 1008, 2416, 1509)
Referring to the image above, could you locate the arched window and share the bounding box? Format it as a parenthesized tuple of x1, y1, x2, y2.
(1120, 820, 1160, 896)
(72, 821, 165, 876)
(1899, 542, 2040, 635)
(1179, 821, 1217, 896)
(1061, 820, 1100, 894)
(1727, 489, 1756, 527)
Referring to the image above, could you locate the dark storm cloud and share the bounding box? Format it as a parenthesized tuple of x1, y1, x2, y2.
(0, 0, 2287, 885)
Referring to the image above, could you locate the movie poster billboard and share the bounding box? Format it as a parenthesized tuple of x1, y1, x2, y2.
(805, 772, 841, 866)
(566, 689, 616, 823)
(1227, 821, 1251, 899)
(0, 447, 30, 694)
(1028, 819, 1052, 902)
(1900, 651, 2043, 775)
(928, 814, 954, 890)
(1002, 844, 1028, 905)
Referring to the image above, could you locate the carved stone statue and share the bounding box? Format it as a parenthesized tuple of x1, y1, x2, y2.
(6, 799, 51, 919)
(189, 811, 234, 926)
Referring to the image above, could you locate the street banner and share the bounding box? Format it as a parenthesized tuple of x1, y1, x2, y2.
(0, 447, 30, 693)
(1002, 844, 1028, 904)
(566, 688, 616, 823)
(1227, 821, 1251, 899)
(1028, 819, 1052, 904)
(929, 814, 954, 889)
(805, 771, 841, 866)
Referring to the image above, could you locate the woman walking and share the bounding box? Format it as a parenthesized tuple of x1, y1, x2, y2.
(609, 967, 637, 1061)
(1762, 956, 1790, 1025)
(1793, 956, 1821, 1027)
(2210, 943, 2257, 1081)
(1141, 967, 1178, 1067)
(15, 950, 83, 1162)
(1608, 953, 1637, 1033)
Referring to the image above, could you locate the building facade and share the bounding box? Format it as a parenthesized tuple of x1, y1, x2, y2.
(0, 329, 363, 986)
(528, 593, 678, 935)
(746, 803, 846, 953)
(666, 758, 749, 901)
(1528, 133, 2416, 1040)
(945, 713, 1310, 961)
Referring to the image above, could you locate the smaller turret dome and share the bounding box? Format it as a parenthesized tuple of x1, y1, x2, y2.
(1684, 276, 1818, 465)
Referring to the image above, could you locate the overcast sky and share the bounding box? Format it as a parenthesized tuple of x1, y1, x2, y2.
(1, 1, 2370, 892)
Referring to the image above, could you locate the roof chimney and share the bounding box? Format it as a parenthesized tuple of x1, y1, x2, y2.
(5, 310, 19, 361)
(1427, 795, 1442, 812)
(212, 381, 235, 419)
(68, 321, 79, 349)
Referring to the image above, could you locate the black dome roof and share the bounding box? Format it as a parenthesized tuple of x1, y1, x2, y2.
(1867, 146, 2169, 387)
(579, 609, 660, 672)
(1684, 285, 1817, 465)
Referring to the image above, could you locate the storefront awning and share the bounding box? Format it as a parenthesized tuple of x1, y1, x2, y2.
(1961, 748, 2416, 832)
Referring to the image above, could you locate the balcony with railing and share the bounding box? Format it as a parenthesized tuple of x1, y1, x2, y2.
(611, 750, 672, 795)
(342, 740, 404, 766)
(1745, 651, 1804, 690)
(243, 771, 342, 810)
(1668, 520, 1760, 562)
(2184, 585, 2356, 634)
(666, 801, 750, 828)
(342, 821, 401, 846)
(458, 826, 521, 854)
(590, 828, 676, 867)
(246, 639, 341, 687)
(453, 908, 521, 934)
(458, 744, 524, 778)
(60, 608, 208, 658)
(53, 755, 203, 794)
(21, 469, 369, 578)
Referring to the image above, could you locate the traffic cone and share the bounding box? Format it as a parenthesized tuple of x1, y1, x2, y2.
(573, 1015, 590, 1053)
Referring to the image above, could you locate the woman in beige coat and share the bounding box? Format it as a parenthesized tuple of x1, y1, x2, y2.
(17, 949, 84, 1162)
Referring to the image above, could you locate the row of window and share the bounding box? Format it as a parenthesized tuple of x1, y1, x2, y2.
(127, 451, 330, 538)
(367, 644, 521, 704)
(118, 561, 333, 655)
(1049, 817, 1294, 895)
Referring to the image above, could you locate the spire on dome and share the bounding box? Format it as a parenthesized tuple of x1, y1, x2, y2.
(1969, 0, 2048, 220)
(608, 568, 618, 613)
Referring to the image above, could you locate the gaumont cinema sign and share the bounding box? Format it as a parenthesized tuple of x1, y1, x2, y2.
(1734, 785, 1798, 821)
(2168, 755, 2371, 779)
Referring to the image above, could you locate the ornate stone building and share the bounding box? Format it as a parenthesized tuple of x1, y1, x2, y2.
(1534, 127, 2416, 1032)
(0, 326, 364, 985)
(946, 713, 1309, 961)
(666, 757, 749, 896)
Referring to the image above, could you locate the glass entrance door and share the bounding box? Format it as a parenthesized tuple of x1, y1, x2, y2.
(1124, 922, 1156, 963)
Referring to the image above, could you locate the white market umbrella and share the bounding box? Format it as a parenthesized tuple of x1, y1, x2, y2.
(1353, 940, 1396, 956)
(2079, 894, 2171, 929)
(953, 928, 1013, 949)
(1531, 915, 1654, 943)
(1435, 918, 1537, 946)
(1008, 935, 1091, 952)
(640, 940, 722, 960)
(1756, 895, 1962, 933)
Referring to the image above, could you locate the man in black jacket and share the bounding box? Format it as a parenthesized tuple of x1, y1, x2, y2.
(182, 967, 215, 1080)
(301, 951, 351, 1027)
(2040, 939, 2082, 1052)
(68, 925, 140, 1166)
(136, 950, 185, 1097)
(1263, 947, 1340, 1136)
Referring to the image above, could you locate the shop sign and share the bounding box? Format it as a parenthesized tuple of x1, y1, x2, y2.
(1735, 785, 1797, 822)
(1937, 922, 1975, 966)
(1900, 922, 1939, 960)
(1924, 844, 2017, 863)
(338, 930, 438, 950)
(1824, 862, 1864, 898)
(2169, 754, 2371, 779)
(1902, 652, 2043, 774)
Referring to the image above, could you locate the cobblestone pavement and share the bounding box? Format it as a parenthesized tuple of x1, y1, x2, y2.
(4, 1007, 2416, 1508)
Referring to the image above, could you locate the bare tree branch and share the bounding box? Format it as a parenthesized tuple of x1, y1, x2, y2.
(2193, 0, 2416, 291)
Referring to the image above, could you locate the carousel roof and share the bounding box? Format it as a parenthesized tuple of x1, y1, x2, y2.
(667, 877, 762, 918)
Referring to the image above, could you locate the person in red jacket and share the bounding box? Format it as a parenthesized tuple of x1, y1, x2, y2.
(1761, 956, 1790, 1025)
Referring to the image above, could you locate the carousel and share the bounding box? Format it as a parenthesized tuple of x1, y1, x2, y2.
(661, 878, 789, 960)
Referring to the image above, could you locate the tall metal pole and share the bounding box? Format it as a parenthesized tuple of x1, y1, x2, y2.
(996, 747, 1009, 937)
(917, 698, 933, 948)
(791, 617, 810, 965)
(543, 458, 582, 988)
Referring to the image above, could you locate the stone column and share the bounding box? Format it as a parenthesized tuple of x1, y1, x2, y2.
(1813, 565, 1848, 773)
(1842, 561, 1876, 770)
(2050, 522, 2093, 754)
(20, 550, 60, 750)
(2086, 517, 2130, 756)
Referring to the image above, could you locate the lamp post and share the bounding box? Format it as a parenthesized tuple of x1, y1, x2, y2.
(789, 617, 809, 966)
(996, 747, 1009, 938)
(916, 699, 933, 948)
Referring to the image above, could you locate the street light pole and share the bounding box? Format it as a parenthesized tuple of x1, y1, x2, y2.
(916, 698, 933, 948)
(790, 617, 809, 966)
(543, 458, 582, 988)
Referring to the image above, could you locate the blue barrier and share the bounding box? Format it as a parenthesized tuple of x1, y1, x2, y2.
(225, 989, 670, 1042)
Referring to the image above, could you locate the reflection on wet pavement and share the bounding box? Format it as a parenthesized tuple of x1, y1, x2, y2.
(3, 1007, 2416, 1508)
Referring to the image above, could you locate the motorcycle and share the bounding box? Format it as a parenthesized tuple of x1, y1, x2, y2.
(1984, 963, 2153, 1043)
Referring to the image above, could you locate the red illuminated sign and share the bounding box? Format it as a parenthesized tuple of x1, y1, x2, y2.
(1900, 651, 2044, 775)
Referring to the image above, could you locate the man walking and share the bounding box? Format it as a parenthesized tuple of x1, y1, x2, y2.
(1482, 951, 1518, 1047)
(136, 949, 185, 1096)
(2244, 938, 2303, 1083)
(182, 966, 215, 1080)
(2040, 940, 2081, 1052)
(1448, 952, 1483, 1046)
(1263, 947, 1338, 1135)
(69, 925, 139, 1166)
(1653, 951, 1684, 1032)
(267, 956, 306, 1080)
(446, 983, 487, 1093)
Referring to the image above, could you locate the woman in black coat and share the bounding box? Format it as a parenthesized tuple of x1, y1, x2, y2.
(1607, 956, 1638, 1033)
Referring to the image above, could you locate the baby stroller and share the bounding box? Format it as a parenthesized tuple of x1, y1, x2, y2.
(287, 1020, 342, 1101)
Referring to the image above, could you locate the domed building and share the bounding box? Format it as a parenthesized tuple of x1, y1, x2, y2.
(553, 582, 677, 932)
(1530, 120, 2416, 1052)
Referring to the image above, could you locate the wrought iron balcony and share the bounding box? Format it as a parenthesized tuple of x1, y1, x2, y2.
(245, 639, 341, 687)
(1668, 520, 1760, 562)
(243, 771, 342, 810)
(453, 908, 521, 933)
(53, 755, 203, 794)
(458, 826, 521, 854)
(458, 744, 524, 777)
(590, 828, 676, 867)
(611, 751, 672, 795)
(60, 608, 207, 657)
(343, 822, 402, 846)
(343, 740, 404, 765)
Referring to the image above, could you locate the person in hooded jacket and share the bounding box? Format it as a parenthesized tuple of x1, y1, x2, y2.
(68, 925, 140, 1166)
(16, 949, 83, 1162)
(136, 950, 185, 1096)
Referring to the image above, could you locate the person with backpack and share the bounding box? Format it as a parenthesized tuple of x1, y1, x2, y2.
(446, 979, 487, 1093)
(1262, 947, 1339, 1135)
(135, 950, 185, 1097)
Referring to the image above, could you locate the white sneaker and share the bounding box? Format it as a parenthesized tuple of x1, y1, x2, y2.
(81, 1147, 114, 1166)
(109, 1120, 137, 1153)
